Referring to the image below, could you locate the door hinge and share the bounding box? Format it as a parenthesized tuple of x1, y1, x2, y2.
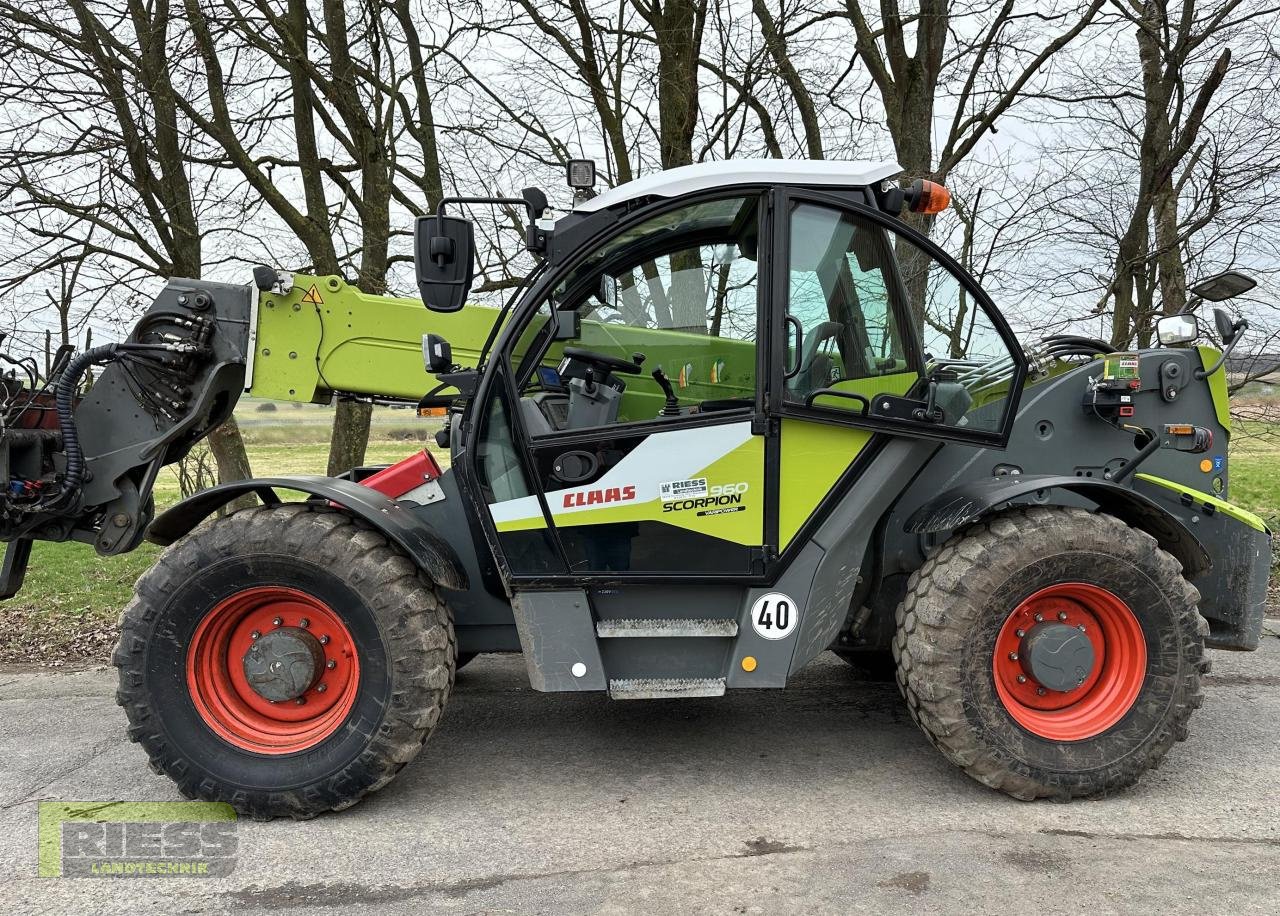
(750, 545, 774, 574)
(751, 415, 777, 436)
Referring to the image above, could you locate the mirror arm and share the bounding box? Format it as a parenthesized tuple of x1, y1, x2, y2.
(1194, 320, 1247, 380)
(436, 195, 528, 220)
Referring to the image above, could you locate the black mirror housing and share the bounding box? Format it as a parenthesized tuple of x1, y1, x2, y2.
(423, 333, 453, 374)
(1213, 308, 1235, 344)
(415, 215, 475, 313)
(1190, 270, 1256, 303)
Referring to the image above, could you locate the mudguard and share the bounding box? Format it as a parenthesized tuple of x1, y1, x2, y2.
(148, 476, 468, 591)
(904, 474, 1211, 577)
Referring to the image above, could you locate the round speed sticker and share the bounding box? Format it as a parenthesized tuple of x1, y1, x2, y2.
(750, 593, 798, 640)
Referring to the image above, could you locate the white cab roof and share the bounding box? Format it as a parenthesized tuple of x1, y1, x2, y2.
(573, 159, 902, 213)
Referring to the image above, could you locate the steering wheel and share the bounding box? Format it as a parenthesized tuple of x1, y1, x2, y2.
(561, 346, 644, 376)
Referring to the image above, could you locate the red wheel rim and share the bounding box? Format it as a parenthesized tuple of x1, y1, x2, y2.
(186, 586, 360, 754)
(992, 583, 1146, 741)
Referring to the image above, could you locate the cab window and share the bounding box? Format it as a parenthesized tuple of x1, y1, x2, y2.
(784, 203, 917, 404)
(785, 201, 1019, 437)
(516, 196, 761, 432)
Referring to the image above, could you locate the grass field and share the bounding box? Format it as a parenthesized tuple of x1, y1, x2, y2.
(3, 403, 1277, 665)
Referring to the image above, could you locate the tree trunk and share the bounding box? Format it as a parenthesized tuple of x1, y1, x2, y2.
(327, 399, 375, 476)
(206, 416, 256, 510)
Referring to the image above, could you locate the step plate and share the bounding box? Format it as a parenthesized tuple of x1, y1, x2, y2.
(608, 677, 727, 700)
(596, 618, 738, 638)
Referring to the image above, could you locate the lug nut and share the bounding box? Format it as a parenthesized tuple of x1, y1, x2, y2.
(320, 635, 330, 645)
(1017, 675, 1027, 684)
(316, 684, 327, 694)
(326, 659, 336, 669)
(1078, 624, 1086, 632)
(1037, 687, 1047, 696)
(295, 697, 306, 706)
(1034, 613, 1044, 623)
(250, 630, 261, 640)
(272, 617, 283, 627)
(1015, 629, 1025, 638)
(299, 618, 310, 628)
(1058, 611, 1068, 621)
(1008, 652, 1019, 661)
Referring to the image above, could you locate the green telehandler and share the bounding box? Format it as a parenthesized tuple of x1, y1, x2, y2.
(0, 159, 1270, 818)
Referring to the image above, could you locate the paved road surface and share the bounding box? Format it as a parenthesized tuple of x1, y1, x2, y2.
(3, 626, 1279, 914)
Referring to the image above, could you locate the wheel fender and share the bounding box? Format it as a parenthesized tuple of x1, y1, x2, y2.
(904, 474, 1211, 577)
(147, 476, 468, 590)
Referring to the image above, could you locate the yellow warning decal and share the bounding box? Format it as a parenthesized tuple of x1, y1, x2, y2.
(300, 284, 324, 306)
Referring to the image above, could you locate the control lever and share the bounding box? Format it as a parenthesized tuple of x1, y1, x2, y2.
(651, 368, 681, 416)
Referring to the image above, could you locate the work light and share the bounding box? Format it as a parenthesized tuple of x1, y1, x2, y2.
(566, 159, 596, 189)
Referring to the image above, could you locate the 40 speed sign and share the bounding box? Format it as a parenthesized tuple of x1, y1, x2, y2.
(750, 593, 798, 640)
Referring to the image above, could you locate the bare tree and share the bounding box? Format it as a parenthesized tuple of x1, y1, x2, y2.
(0, 0, 256, 492)
(176, 0, 454, 474)
(1026, 0, 1280, 348)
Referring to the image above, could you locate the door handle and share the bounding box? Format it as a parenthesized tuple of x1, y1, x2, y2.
(784, 315, 804, 380)
(551, 450, 599, 483)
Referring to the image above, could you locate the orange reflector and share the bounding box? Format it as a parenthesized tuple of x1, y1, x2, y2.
(1199, 459, 1213, 473)
(1166, 424, 1195, 435)
(908, 179, 951, 215)
(741, 656, 757, 673)
(418, 406, 448, 417)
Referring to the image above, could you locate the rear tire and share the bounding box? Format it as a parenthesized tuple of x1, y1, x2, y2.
(113, 505, 455, 819)
(894, 507, 1208, 800)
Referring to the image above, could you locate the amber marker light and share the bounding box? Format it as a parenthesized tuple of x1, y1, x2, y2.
(741, 656, 758, 672)
(906, 178, 951, 215)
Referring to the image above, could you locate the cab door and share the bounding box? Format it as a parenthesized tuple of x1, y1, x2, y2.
(768, 188, 1028, 555)
(470, 193, 774, 580)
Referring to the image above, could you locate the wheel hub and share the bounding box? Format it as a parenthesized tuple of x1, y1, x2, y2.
(243, 627, 325, 702)
(1020, 622, 1095, 692)
(992, 582, 1147, 741)
(186, 585, 361, 754)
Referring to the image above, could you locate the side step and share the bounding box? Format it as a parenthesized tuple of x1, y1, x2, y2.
(596, 618, 738, 638)
(608, 677, 727, 700)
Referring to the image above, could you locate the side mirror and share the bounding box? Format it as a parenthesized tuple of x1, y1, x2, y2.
(598, 275, 618, 311)
(1189, 270, 1256, 303)
(1214, 308, 1235, 345)
(1156, 314, 1198, 347)
(422, 333, 452, 373)
(414, 215, 475, 313)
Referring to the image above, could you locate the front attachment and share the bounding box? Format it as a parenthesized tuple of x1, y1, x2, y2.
(1, 278, 252, 597)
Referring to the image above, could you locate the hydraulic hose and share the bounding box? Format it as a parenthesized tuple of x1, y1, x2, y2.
(49, 343, 118, 508)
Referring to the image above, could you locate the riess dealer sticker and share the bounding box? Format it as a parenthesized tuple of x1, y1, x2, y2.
(659, 478, 708, 501)
(750, 593, 798, 640)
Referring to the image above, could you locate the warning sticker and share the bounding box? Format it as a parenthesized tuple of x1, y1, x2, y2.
(659, 478, 707, 502)
(300, 284, 325, 306)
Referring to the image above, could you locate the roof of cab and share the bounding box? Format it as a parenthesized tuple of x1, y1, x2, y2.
(572, 158, 902, 213)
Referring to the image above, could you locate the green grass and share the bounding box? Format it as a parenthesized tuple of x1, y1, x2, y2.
(3, 409, 1277, 665)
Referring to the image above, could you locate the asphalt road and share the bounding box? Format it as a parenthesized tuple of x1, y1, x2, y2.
(2, 625, 1279, 915)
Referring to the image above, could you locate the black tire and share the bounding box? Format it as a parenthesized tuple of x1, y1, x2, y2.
(893, 506, 1208, 801)
(832, 649, 897, 681)
(113, 505, 456, 819)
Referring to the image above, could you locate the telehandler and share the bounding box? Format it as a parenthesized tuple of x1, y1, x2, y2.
(0, 159, 1270, 818)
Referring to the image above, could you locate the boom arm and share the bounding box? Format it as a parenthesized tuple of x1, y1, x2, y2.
(248, 274, 502, 403)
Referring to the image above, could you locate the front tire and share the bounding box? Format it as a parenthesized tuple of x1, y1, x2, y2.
(894, 507, 1208, 800)
(113, 505, 455, 819)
